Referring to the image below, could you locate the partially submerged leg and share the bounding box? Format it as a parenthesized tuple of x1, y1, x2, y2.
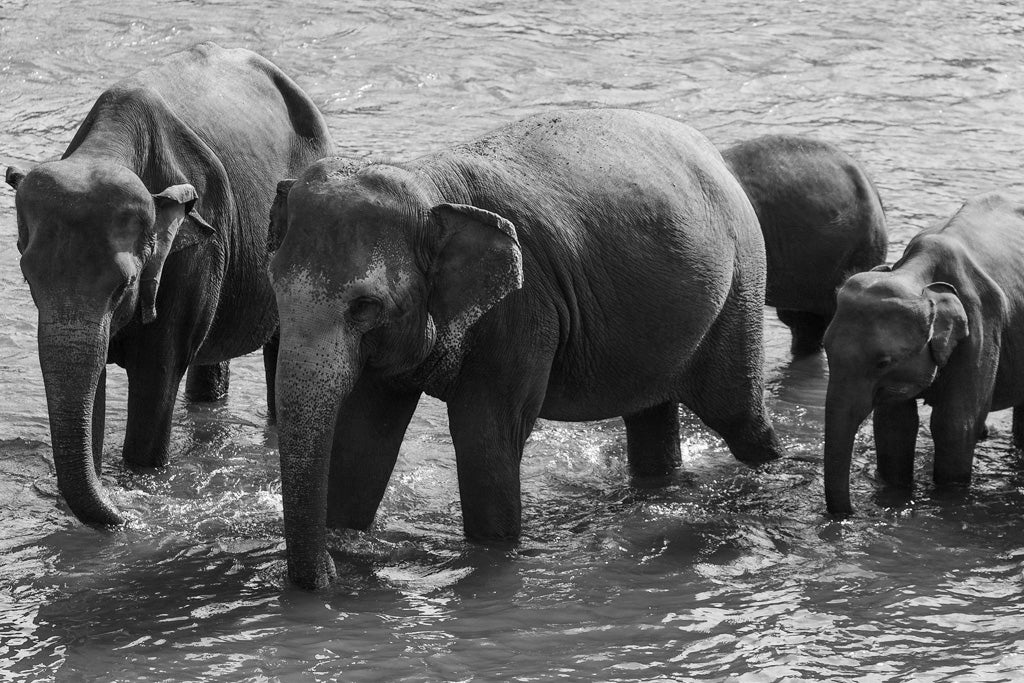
(263, 332, 279, 423)
(776, 308, 830, 357)
(683, 299, 783, 464)
(873, 400, 918, 488)
(624, 402, 682, 476)
(325, 373, 421, 530)
(184, 361, 230, 402)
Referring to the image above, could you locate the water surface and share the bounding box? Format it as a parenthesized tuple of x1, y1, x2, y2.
(2, 1, 1024, 680)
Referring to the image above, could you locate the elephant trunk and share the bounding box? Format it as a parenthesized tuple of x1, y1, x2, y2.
(37, 317, 124, 526)
(823, 378, 873, 516)
(275, 332, 359, 590)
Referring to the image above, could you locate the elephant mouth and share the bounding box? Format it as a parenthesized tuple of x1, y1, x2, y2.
(873, 384, 923, 405)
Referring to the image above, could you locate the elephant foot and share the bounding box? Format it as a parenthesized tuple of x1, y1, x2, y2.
(326, 497, 378, 531)
(123, 452, 171, 469)
(932, 456, 974, 489)
(976, 422, 990, 442)
(122, 436, 171, 469)
(184, 361, 231, 402)
(1011, 405, 1024, 448)
(624, 402, 682, 476)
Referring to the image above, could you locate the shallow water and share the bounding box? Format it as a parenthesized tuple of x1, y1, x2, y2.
(2, 1, 1024, 681)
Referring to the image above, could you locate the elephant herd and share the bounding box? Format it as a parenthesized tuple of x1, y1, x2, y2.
(6, 43, 1019, 591)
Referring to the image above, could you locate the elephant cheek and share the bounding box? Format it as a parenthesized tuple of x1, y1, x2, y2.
(369, 310, 436, 375)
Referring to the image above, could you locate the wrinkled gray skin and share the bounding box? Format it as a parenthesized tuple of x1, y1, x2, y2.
(722, 135, 888, 356)
(270, 109, 784, 589)
(5, 42, 332, 527)
(823, 193, 1024, 515)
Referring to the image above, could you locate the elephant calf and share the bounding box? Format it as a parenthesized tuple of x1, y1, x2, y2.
(270, 108, 784, 589)
(5, 42, 332, 527)
(722, 135, 888, 356)
(823, 192, 1024, 514)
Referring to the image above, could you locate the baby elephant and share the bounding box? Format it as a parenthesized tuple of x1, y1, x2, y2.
(823, 192, 1024, 514)
(270, 108, 784, 589)
(722, 135, 888, 356)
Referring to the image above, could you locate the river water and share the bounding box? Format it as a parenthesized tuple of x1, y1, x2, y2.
(2, 1, 1024, 681)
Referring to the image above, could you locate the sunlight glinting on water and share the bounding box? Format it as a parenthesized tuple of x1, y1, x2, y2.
(2, 0, 1024, 680)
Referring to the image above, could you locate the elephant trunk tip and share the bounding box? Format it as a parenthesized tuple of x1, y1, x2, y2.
(58, 482, 126, 528)
(71, 500, 126, 529)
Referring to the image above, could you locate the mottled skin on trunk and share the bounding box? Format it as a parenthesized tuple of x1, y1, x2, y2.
(271, 109, 784, 589)
(6, 42, 332, 526)
(37, 316, 122, 525)
(823, 192, 1024, 515)
(722, 135, 888, 356)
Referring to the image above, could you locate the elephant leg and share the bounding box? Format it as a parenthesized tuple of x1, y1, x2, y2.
(681, 308, 783, 465)
(872, 400, 918, 488)
(624, 402, 682, 476)
(123, 352, 189, 468)
(184, 361, 230, 402)
(446, 339, 552, 542)
(929, 357, 994, 487)
(1012, 406, 1024, 448)
(263, 331, 279, 423)
(92, 367, 106, 477)
(325, 373, 421, 530)
(447, 391, 541, 542)
(977, 420, 990, 442)
(930, 403, 984, 488)
(776, 309, 830, 357)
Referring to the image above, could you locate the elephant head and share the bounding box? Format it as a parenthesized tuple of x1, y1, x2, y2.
(822, 268, 969, 514)
(7, 157, 214, 526)
(268, 160, 523, 589)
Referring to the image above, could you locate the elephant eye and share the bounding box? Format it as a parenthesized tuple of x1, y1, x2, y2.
(348, 296, 383, 325)
(876, 357, 892, 370)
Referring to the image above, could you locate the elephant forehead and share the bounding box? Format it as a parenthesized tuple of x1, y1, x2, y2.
(21, 161, 152, 221)
(274, 247, 413, 307)
(274, 268, 346, 308)
(828, 298, 930, 353)
(876, 298, 932, 334)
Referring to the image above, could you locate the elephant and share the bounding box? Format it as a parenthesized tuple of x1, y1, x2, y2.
(722, 135, 888, 356)
(822, 192, 1024, 515)
(269, 108, 785, 589)
(5, 42, 332, 527)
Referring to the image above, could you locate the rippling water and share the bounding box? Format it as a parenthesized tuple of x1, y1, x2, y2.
(2, 1, 1024, 681)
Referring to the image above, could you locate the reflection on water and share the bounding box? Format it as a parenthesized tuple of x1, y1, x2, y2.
(3, 0, 1024, 680)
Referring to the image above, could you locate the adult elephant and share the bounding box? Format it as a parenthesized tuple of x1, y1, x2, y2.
(270, 108, 785, 589)
(722, 135, 888, 356)
(5, 42, 332, 527)
(823, 193, 1024, 515)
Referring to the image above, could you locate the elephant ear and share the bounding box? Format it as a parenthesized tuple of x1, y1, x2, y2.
(923, 282, 969, 367)
(7, 166, 29, 252)
(139, 183, 214, 324)
(268, 179, 295, 253)
(871, 263, 892, 272)
(427, 203, 523, 350)
(5, 166, 27, 190)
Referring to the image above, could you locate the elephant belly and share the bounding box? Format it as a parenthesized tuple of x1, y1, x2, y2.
(537, 332, 703, 422)
(538, 385, 680, 422)
(533, 260, 735, 421)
